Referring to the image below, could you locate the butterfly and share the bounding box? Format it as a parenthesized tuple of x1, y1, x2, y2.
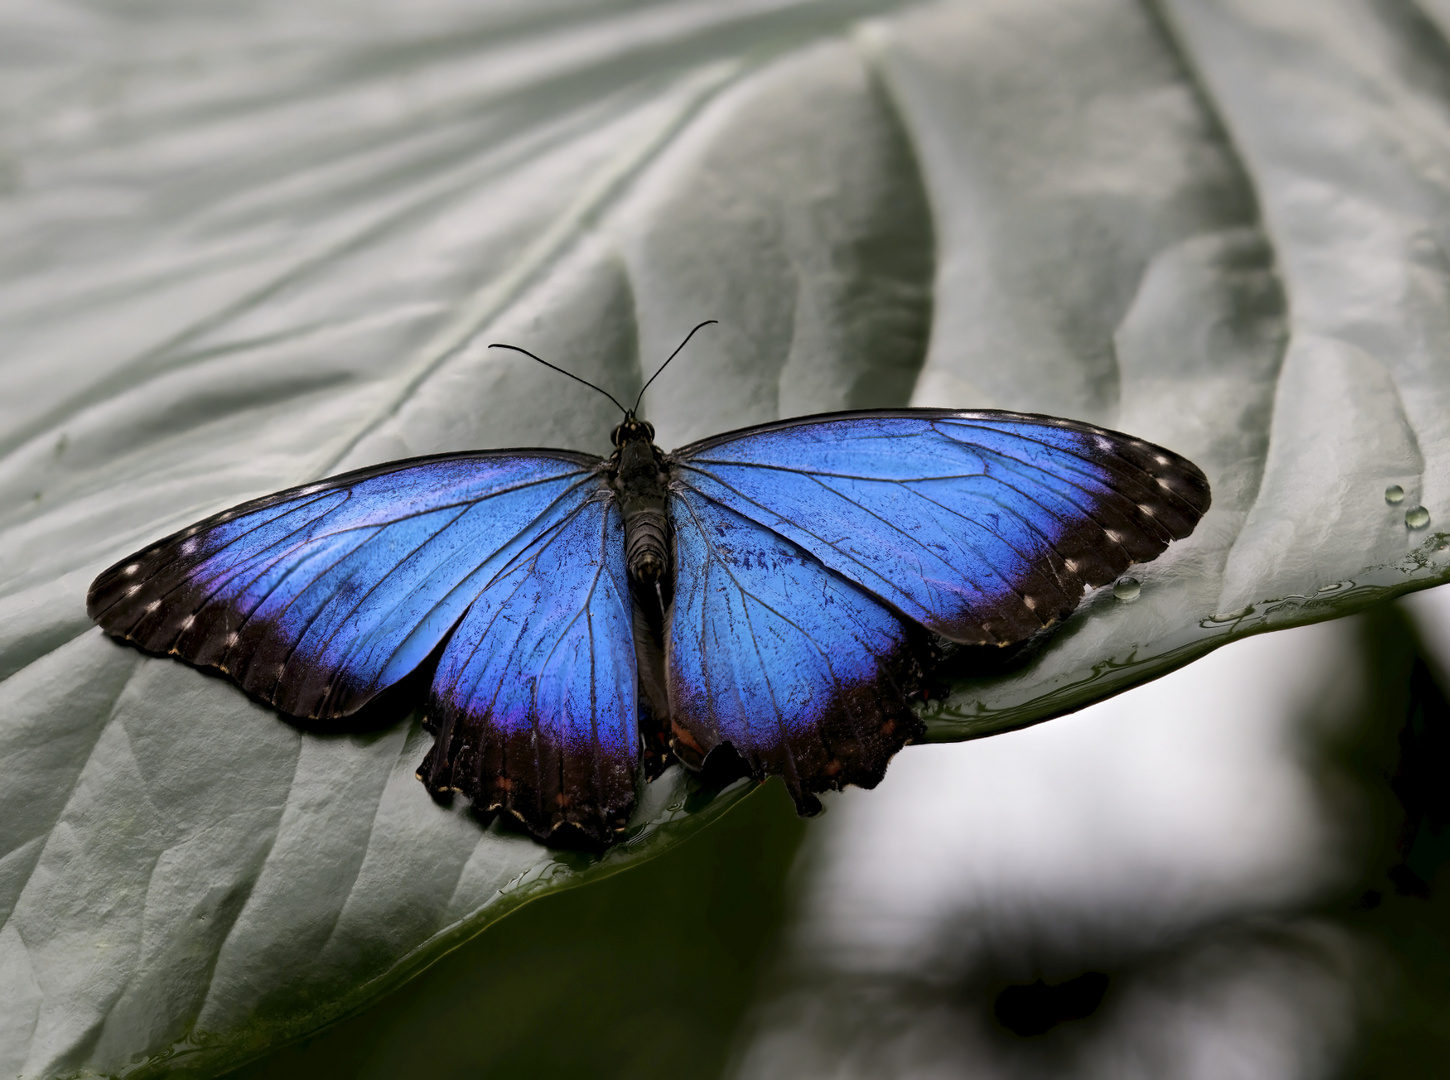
(87, 323, 1211, 846)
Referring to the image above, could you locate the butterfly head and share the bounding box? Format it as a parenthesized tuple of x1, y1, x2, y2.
(611, 413, 655, 448)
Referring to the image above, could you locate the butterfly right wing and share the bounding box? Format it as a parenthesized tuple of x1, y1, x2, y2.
(661, 408, 1211, 812)
(664, 485, 930, 815)
(671, 410, 1210, 646)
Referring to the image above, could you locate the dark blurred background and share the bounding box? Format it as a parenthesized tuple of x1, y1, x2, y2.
(221, 587, 1450, 1080)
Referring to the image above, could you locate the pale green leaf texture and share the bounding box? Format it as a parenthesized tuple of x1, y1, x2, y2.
(0, 0, 1446, 1076)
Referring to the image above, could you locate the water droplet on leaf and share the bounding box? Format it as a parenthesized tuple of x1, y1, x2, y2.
(1385, 484, 1405, 504)
(1113, 578, 1141, 602)
(1405, 506, 1431, 530)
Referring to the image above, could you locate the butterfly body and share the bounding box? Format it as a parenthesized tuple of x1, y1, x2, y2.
(89, 407, 1211, 847)
(609, 415, 672, 586)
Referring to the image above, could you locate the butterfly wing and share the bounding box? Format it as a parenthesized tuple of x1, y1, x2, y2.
(418, 491, 637, 843)
(87, 450, 610, 720)
(663, 408, 1210, 808)
(670, 409, 1211, 646)
(666, 487, 929, 813)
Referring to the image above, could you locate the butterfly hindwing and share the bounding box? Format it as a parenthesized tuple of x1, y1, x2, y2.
(671, 410, 1211, 646)
(87, 451, 606, 719)
(666, 486, 929, 814)
(419, 491, 638, 843)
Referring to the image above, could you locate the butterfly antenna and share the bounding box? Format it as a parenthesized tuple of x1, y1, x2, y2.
(487, 343, 630, 415)
(632, 319, 718, 414)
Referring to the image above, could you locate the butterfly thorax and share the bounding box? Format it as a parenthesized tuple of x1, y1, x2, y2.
(609, 416, 671, 585)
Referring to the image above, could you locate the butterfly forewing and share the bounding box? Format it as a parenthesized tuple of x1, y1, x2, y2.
(87, 451, 606, 719)
(669, 410, 1210, 646)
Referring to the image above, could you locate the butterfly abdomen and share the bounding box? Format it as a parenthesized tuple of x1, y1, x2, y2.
(611, 428, 671, 584)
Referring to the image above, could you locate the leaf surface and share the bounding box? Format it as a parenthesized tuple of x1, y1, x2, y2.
(0, 0, 1446, 1075)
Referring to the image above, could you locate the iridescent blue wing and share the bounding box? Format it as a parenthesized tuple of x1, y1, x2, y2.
(87, 451, 609, 720)
(671, 409, 1210, 645)
(666, 487, 930, 814)
(418, 493, 637, 843)
(89, 449, 639, 843)
(664, 409, 1210, 809)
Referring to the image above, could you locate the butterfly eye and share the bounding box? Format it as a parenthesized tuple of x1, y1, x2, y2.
(610, 425, 624, 447)
(643, 421, 655, 441)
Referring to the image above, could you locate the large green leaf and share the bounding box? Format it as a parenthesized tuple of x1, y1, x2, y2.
(0, 0, 1446, 1076)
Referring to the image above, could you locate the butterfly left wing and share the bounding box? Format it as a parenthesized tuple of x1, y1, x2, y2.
(89, 449, 640, 843)
(87, 451, 607, 719)
(418, 491, 639, 843)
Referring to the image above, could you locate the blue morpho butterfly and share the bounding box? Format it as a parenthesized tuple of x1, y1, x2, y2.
(88, 322, 1210, 846)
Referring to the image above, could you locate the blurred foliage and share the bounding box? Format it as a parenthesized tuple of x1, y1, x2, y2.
(1334, 602, 1450, 1077)
(216, 779, 806, 1080)
(209, 592, 1450, 1080)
